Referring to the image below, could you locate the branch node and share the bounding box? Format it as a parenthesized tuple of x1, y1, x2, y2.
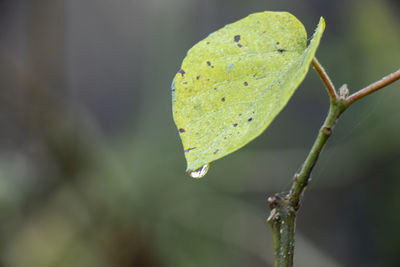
(322, 126, 332, 136)
(267, 196, 276, 209)
(267, 208, 277, 222)
(339, 84, 349, 99)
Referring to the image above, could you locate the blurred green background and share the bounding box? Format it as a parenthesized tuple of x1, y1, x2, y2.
(0, 0, 399, 266)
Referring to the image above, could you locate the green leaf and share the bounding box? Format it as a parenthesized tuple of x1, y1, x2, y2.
(172, 11, 325, 177)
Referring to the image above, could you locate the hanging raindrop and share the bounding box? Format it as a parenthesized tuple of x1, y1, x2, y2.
(189, 164, 210, 178)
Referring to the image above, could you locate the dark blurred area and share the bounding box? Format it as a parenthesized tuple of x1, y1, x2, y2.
(0, 0, 399, 266)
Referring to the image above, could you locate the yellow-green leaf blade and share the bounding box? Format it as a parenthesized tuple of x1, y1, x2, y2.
(172, 11, 325, 175)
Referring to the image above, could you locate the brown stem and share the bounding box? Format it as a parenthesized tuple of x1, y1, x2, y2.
(346, 68, 400, 106)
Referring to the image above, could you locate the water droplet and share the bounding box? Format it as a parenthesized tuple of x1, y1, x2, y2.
(189, 164, 209, 178)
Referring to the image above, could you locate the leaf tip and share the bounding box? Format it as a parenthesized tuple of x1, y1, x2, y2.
(318, 16, 326, 32)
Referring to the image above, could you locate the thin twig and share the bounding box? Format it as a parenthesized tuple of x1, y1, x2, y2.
(346, 68, 400, 106)
(268, 61, 400, 267)
(311, 57, 338, 100)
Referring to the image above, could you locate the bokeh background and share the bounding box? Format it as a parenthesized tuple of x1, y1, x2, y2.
(0, 0, 400, 266)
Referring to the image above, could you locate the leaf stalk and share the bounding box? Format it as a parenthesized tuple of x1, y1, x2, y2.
(311, 57, 338, 100)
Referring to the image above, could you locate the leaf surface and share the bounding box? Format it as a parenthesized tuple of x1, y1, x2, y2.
(172, 11, 325, 175)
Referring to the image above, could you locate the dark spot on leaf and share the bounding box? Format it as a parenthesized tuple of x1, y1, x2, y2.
(184, 147, 196, 153)
(207, 61, 211, 66)
(206, 41, 210, 45)
(237, 43, 243, 48)
(276, 41, 280, 45)
(223, 136, 227, 140)
(277, 48, 286, 53)
(233, 123, 238, 127)
(221, 97, 226, 102)
(213, 149, 219, 155)
(179, 128, 185, 133)
(178, 69, 185, 76)
(196, 76, 200, 80)
(234, 35, 241, 42)
(244, 81, 248, 86)
(248, 118, 253, 122)
(238, 113, 242, 116)
(214, 87, 217, 90)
